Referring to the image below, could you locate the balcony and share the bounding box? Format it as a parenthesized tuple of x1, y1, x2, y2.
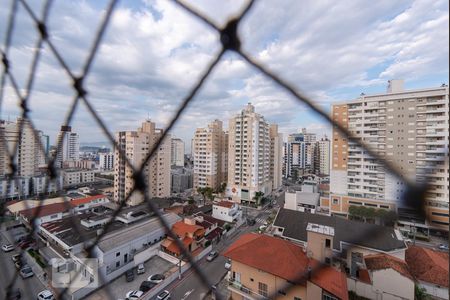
(228, 280, 266, 300)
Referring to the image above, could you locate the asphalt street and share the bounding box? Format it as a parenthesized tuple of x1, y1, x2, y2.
(0, 232, 47, 299)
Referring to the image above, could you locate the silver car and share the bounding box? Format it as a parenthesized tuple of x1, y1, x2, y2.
(19, 265, 34, 278)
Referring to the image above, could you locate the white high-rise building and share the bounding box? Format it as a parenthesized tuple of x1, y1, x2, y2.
(192, 120, 228, 191)
(171, 138, 185, 167)
(99, 152, 114, 170)
(114, 120, 171, 206)
(56, 126, 80, 168)
(328, 80, 449, 231)
(226, 103, 272, 205)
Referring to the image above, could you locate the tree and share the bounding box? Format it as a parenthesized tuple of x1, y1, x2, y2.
(415, 285, 428, 300)
(253, 191, 264, 206)
(197, 187, 206, 203)
(216, 182, 227, 194)
(205, 187, 214, 201)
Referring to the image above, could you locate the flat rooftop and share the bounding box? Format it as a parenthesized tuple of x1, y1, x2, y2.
(40, 203, 178, 250)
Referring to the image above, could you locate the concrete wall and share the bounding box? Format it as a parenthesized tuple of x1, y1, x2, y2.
(419, 281, 449, 300)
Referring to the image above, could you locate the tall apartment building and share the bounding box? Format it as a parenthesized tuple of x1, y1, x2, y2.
(283, 129, 317, 178)
(327, 80, 449, 231)
(313, 137, 330, 176)
(192, 120, 228, 191)
(269, 124, 283, 190)
(56, 126, 80, 168)
(98, 152, 114, 170)
(114, 120, 171, 206)
(0, 118, 44, 177)
(170, 138, 185, 167)
(227, 103, 272, 204)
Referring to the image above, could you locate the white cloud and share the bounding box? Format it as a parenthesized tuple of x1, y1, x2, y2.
(0, 0, 447, 149)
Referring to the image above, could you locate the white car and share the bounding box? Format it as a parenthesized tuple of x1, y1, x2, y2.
(156, 290, 171, 300)
(125, 290, 143, 299)
(37, 290, 55, 300)
(148, 273, 165, 283)
(2, 244, 14, 252)
(137, 263, 145, 274)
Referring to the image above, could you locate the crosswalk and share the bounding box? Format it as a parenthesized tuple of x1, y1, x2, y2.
(255, 218, 267, 224)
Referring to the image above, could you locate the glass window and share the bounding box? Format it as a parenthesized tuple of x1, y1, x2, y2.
(258, 282, 268, 297)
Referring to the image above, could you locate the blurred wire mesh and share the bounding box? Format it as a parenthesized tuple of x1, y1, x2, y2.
(0, 0, 446, 299)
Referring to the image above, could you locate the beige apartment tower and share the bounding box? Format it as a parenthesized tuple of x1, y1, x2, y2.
(269, 124, 283, 191)
(328, 80, 449, 231)
(227, 103, 274, 204)
(0, 118, 44, 177)
(192, 120, 228, 191)
(114, 120, 171, 206)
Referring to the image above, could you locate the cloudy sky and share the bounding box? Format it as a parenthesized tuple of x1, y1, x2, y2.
(0, 0, 448, 152)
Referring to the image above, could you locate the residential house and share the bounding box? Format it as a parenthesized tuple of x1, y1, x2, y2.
(212, 200, 242, 223)
(406, 246, 449, 300)
(223, 233, 348, 300)
(347, 253, 415, 300)
(272, 209, 407, 275)
(161, 218, 205, 257)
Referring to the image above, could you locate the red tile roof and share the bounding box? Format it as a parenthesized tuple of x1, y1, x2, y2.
(365, 253, 413, 280)
(309, 260, 349, 300)
(165, 237, 193, 255)
(406, 246, 449, 287)
(214, 201, 235, 208)
(172, 221, 205, 238)
(70, 194, 106, 207)
(223, 233, 348, 300)
(19, 202, 69, 219)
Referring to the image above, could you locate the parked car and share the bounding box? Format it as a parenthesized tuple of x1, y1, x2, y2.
(19, 240, 35, 250)
(2, 244, 14, 252)
(156, 290, 171, 300)
(37, 290, 54, 300)
(19, 265, 34, 279)
(125, 290, 143, 300)
(125, 269, 134, 282)
(139, 280, 157, 293)
(224, 259, 231, 270)
(11, 253, 21, 263)
(438, 244, 449, 251)
(137, 263, 145, 275)
(148, 273, 165, 283)
(6, 288, 21, 300)
(206, 251, 218, 262)
(15, 260, 24, 270)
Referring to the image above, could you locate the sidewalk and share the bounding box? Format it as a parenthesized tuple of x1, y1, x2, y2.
(24, 250, 51, 289)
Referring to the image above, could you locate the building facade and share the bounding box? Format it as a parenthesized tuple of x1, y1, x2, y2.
(114, 120, 171, 205)
(314, 137, 330, 176)
(226, 104, 272, 204)
(329, 80, 449, 230)
(56, 125, 80, 168)
(0, 118, 45, 177)
(283, 129, 317, 179)
(269, 124, 283, 191)
(99, 152, 114, 170)
(192, 119, 228, 191)
(171, 138, 185, 167)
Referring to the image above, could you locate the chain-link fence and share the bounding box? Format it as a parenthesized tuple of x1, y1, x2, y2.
(0, 0, 447, 299)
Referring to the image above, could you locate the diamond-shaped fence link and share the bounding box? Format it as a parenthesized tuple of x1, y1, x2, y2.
(0, 0, 444, 299)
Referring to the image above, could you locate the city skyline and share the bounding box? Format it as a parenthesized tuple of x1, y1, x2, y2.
(0, 0, 447, 146)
